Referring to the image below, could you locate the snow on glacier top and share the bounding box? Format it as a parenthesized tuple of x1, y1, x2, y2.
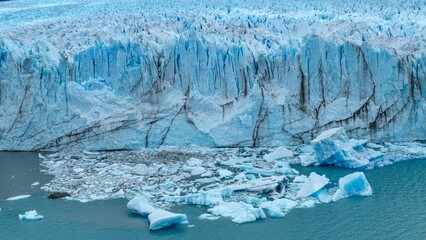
(1, 0, 425, 57)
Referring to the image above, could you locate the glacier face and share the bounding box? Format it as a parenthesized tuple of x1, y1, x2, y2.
(0, 0, 425, 150)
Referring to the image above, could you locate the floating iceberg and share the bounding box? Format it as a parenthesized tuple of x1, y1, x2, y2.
(148, 210, 187, 230)
(6, 195, 31, 201)
(208, 202, 266, 224)
(297, 173, 329, 198)
(260, 198, 298, 218)
(127, 195, 156, 216)
(18, 210, 43, 221)
(332, 172, 373, 202)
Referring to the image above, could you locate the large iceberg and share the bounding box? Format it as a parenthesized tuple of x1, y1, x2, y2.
(332, 172, 373, 202)
(0, 0, 425, 151)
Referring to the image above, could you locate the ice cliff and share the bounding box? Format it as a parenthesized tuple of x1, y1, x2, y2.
(0, 0, 425, 150)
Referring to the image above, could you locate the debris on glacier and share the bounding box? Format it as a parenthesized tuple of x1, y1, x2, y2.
(148, 210, 187, 230)
(18, 210, 43, 221)
(332, 172, 373, 202)
(6, 195, 31, 201)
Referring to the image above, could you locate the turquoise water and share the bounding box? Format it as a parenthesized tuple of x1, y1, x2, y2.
(1, 152, 425, 240)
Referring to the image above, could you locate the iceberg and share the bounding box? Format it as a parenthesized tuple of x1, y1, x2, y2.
(18, 210, 43, 221)
(311, 128, 380, 169)
(208, 202, 266, 224)
(127, 195, 156, 216)
(148, 210, 187, 230)
(332, 172, 373, 202)
(297, 172, 329, 198)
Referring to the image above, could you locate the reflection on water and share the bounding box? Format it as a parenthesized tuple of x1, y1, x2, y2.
(0, 152, 425, 240)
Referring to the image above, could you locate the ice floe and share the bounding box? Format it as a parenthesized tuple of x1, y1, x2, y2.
(6, 195, 31, 201)
(18, 210, 43, 221)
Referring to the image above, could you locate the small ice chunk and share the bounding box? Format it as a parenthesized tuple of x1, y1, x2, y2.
(208, 202, 266, 224)
(297, 172, 329, 198)
(264, 147, 293, 162)
(332, 172, 373, 202)
(228, 176, 285, 192)
(293, 175, 308, 183)
(189, 166, 206, 176)
(245, 196, 267, 205)
(18, 210, 43, 221)
(31, 182, 40, 186)
(201, 170, 213, 177)
(299, 153, 316, 167)
(221, 158, 242, 166)
(312, 187, 332, 203)
(166, 187, 233, 205)
(186, 158, 203, 166)
(217, 169, 233, 178)
(298, 200, 315, 208)
(127, 195, 156, 216)
(167, 192, 222, 206)
(198, 213, 220, 220)
(148, 210, 187, 230)
(260, 198, 298, 218)
(195, 177, 220, 184)
(6, 195, 31, 201)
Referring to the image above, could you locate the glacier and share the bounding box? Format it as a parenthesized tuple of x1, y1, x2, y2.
(0, 0, 425, 151)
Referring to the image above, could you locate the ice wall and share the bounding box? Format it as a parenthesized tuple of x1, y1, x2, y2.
(0, 0, 425, 150)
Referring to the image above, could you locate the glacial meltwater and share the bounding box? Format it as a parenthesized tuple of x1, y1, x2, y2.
(0, 152, 425, 240)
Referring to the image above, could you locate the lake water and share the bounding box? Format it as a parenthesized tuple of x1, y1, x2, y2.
(0, 152, 425, 240)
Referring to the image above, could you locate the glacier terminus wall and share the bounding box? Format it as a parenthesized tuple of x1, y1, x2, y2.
(0, 0, 425, 150)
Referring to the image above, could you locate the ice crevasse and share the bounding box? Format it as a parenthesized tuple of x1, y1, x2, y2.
(0, 0, 425, 150)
